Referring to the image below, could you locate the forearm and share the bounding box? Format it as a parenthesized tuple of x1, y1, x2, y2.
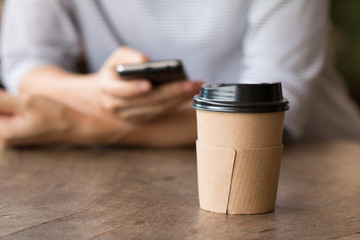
(20, 65, 101, 115)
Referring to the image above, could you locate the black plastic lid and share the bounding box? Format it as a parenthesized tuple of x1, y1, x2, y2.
(192, 83, 289, 113)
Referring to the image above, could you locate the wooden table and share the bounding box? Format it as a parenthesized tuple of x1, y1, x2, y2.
(0, 141, 359, 240)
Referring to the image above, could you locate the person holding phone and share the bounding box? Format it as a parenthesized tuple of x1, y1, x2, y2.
(0, 0, 359, 147)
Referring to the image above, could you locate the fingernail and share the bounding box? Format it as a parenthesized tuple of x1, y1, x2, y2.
(138, 82, 150, 92)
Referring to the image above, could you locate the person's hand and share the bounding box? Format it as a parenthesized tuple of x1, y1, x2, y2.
(97, 46, 203, 122)
(0, 90, 135, 147)
(0, 90, 73, 146)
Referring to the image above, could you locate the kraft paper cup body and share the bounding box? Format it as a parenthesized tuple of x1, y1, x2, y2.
(192, 83, 289, 214)
(197, 110, 284, 148)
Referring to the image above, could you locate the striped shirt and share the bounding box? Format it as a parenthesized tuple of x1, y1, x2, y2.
(1, 0, 360, 140)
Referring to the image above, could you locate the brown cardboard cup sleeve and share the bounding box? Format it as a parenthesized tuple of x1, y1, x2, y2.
(196, 141, 283, 214)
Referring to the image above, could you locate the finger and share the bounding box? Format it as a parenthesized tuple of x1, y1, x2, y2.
(123, 80, 203, 106)
(147, 80, 203, 102)
(100, 93, 126, 112)
(100, 49, 153, 98)
(108, 80, 202, 112)
(118, 93, 194, 123)
(0, 116, 51, 146)
(0, 116, 19, 140)
(105, 47, 151, 68)
(0, 91, 19, 114)
(118, 104, 165, 122)
(101, 77, 152, 98)
(103, 79, 202, 116)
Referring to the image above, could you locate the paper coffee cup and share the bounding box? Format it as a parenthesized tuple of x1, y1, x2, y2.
(192, 83, 289, 214)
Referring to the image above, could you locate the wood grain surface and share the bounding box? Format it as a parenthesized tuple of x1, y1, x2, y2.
(0, 141, 359, 240)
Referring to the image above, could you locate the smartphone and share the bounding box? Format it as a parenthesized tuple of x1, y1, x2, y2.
(116, 59, 187, 86)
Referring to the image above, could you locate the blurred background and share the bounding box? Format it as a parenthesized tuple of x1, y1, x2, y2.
(331, 0, 360, 106)
(0, 0, 359, 108)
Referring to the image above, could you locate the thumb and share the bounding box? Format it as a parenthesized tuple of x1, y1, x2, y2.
(0, 90, 19, 114)
(105, 46, 151, 67)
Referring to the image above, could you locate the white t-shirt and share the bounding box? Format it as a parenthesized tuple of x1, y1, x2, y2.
(1, 0, 360, 140)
